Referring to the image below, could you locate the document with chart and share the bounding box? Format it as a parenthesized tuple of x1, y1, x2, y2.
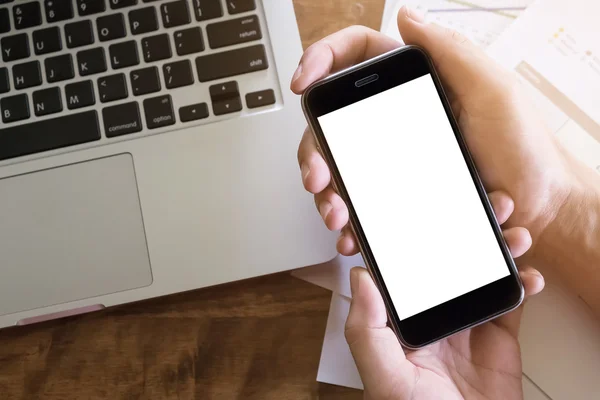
(382, 0, 534, 48)
(488, 0, 600, 172)
(488, 1, 600, 399)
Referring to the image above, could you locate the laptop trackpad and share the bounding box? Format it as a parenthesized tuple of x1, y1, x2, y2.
(0, 154, 152, 317)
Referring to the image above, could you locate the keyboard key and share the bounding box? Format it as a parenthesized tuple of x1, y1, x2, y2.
(77, 0, 105, 16)
(98, 73, 128, 103)
(179, 102, 209, 122)
(160, 0, 190, 28)
(13, 2, 42, 30)
(1, 34, 30, 62)
(65, 20, 95, 48)
(163, 60, 193, 89)
(0, 111, 100, 161)
(129, 6, 158, 35)
(141, 33, 171, 62)
(209, 81, 238, 99)
(65, 80, 95, 109)
(45, 0, 74, 23)
(110, 0, 137, 9)
(209, 81, 241, 116)
(97, 13, 126, 42)
(143, 95, 175, 129)
(174, 27, 204, 56)
(130, 66, 161, 96)
(109, 40, 139, 69)
(212, 97, 242, 115)
(226, 0, 256, 14)
(246, 89, 275, 108)
(1, 94, 29, 123)
(0, 67, 9, 94)
(45, 54, 75, 83)
(77, 47, 107, 76)
(196, 44, 268, 82)
(207, 15, 261, 49)
(32, 87, 63, 116)
(0, 8, 10, 34)
(13, 61, 42, 90)
(192, 0, 222, 22)
(103, 101, 142, 137)
(33, 27, 62, 55)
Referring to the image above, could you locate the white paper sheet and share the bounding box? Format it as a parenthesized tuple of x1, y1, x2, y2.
(291, 253, 363, 299)
(381, 0, 533, 48)
(522, 375, 551, 400)
(317, 294, 363, 390)
(488, 0, 600, 173)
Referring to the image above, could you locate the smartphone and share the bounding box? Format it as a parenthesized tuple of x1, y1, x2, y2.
(301, 46, 524, 348)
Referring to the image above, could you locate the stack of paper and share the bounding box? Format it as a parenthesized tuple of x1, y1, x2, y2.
(293, 1, 600, 398)
(291, 254, 364, 388)
(381, 0, 533, 48)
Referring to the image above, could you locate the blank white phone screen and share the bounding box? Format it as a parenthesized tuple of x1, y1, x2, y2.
(317, 74, 510, 320)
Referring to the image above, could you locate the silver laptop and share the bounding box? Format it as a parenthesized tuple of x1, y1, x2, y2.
(0, 0, 336, 328)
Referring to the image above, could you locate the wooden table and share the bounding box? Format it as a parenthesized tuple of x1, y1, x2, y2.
(0, 1, 385, 398)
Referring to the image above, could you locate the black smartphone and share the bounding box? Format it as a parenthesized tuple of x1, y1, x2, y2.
(301, 46, 524, 348)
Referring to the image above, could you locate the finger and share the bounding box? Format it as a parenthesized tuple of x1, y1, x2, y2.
(493, 266, 545, 338)
(345, 268, 415, 395)
(291, 26, 401, 94)
(337, 224, 359, 256)
(297, 127, 330, 193)
(397, 6, 510, 102)
(503, 227, 532, 259)
(314, 187, 349, 231)
(520, 266, 546, 298)
(488, 190, 514, 225)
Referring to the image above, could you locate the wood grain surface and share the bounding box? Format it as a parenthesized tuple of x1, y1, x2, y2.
(0, 1, 385, 398)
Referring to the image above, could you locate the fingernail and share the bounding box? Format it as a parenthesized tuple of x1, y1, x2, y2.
(319, 201, 333, 221)
(301, 162, 310, 182)
(533, 270, 545, 283)
(350, 268, 360, 296)
(403, 6, 425, 23)
(292, 47, 321, 91)
(291, 63, 303, 84)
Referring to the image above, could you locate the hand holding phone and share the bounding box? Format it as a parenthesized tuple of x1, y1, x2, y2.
(303, 42, 527, 347)
(294, 8, 548, 398)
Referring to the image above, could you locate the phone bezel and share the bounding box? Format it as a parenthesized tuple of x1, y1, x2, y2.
(301, 45, 524, 348)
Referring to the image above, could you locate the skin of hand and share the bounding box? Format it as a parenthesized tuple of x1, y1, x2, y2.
(293, 7, 574, 259)
(346, 256, 544, 400)
(347, 260, 543, 400)
(294, 4, 600, 315)
(290, 5, 560, 399)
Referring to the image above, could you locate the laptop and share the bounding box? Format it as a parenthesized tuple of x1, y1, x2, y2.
(0, 0, 337, 328)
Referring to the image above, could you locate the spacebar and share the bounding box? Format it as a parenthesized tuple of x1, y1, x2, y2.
(0, 111, 101, 161)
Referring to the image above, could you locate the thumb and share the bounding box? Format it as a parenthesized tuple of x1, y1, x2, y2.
(345, 268, 415, 396)
(397, 6, 510, 101)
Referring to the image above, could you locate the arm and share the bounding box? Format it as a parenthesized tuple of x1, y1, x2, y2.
(535, 157, 600, 316)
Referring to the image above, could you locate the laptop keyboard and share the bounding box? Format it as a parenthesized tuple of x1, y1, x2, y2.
(0, 0, 277, 162)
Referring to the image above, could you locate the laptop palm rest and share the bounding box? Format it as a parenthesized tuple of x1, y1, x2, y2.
(0, 154, 152, 317)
